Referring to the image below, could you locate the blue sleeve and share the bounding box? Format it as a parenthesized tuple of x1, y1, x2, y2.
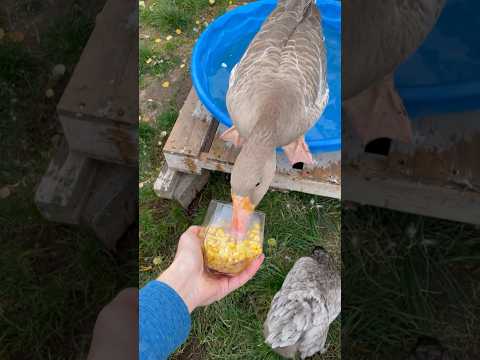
(139, 280, 192, 360)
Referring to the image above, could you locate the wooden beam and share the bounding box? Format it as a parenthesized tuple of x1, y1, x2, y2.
(35, 140, 97, 224)
(57, 0, 138, 165)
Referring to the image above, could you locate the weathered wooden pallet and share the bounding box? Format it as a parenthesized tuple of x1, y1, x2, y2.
(35, 0, 138, 248)
(155, 88, 341, 206)
(343, 110, 480, 225)
(35, 138, 137, 249)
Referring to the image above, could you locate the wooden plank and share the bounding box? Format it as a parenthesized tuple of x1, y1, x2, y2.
(60, 115, 137, 166)
(408, 112, 480, 188)
(343, 167, 480, 225)
(165, 149, 340, 198)
(56, 0, 138, 165)
(343, 111, 480, 223)
(207, 123, 240, 164)
(153, 164, 181, 199)
(80, 163, 137, 249)
(57, 0, 137, 125)
(173, 170, 210, 208)
(164, 88, 218, 157)
(35, 140, 97, 224)
(347, 111, 480, 188)
(154, 163, 210, 208)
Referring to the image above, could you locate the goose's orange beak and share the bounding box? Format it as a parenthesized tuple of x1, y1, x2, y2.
(231, 193, 254, 238)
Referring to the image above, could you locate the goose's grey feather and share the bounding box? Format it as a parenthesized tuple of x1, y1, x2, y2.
(343, 0, 446, 99)
(264, 248, 340, 359)
(227, 0, 328, 147)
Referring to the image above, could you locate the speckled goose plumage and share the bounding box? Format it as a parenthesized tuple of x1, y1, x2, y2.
(226, 0, 328, 150)
(342, 0, 446, 144)
(263, 247, 341, 359)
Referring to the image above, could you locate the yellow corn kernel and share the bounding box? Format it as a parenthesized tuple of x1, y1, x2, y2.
(203, 225, 263, 273)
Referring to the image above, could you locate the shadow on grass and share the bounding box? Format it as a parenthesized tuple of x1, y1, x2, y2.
(342, 206, 480, 359)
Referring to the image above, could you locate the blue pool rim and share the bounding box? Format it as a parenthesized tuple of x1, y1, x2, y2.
(191, 0, 341, 153)
(394, 0, 480, 118)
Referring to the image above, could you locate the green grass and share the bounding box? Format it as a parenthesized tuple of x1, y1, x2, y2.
(140, 175, 341, 360)
(140, 0, 228, 34)
(342, 207, 480, 359)
(0, 225, 137, 359)
(0, 41, 47, 184)
(0, 2, 137, 359)
(42, 7, 95, 66)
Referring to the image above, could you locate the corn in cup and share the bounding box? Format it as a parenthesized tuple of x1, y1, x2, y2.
(201, 200, 265, 275)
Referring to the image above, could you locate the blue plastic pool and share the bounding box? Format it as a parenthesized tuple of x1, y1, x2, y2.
(191, 0, 341, 153)
(396, 0, 480, 118)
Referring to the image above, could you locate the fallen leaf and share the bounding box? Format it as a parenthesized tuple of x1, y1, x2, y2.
(152, 256, 162, 266)
(180, 63, 186, 69)
(175, 28, 182, 35)
(195, 20, 200, 25)
(146, 57, 153, 64)
(139, 182, 145, 189)
(166, 35, 173, 41)
(139, 1, 145, 7)
(0, 186, 11, 199)
(160, 131, 167, 138)
(209, 0, 215, 5)
(162, 81, 170, 88)
(140, 266, 152, 272)
(154, 38, 161, 43)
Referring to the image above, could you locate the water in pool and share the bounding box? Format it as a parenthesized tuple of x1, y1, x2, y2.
(205, 13, 341, 150)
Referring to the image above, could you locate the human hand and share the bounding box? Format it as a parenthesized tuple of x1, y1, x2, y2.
(158, 226, 265, 313)
(87, 288, 138, 360)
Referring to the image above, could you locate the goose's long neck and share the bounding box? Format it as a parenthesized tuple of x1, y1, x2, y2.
(245, 121, 277, 150)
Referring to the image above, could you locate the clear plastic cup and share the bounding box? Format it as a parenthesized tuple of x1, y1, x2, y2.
(200, 200, 265, 276)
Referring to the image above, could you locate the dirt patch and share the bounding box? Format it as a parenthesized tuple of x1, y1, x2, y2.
(140, 66, 192, 123)
(171, 337, 206, 360)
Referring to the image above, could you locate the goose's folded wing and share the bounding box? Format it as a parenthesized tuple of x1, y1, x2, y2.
(265, 291, 313, 348)
(278, 4, 327, 112)
(231, 0, 314, 91)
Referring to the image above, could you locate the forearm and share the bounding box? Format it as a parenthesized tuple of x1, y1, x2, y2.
(157, 261, 198, 313)
(139, 280, 192, 360)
